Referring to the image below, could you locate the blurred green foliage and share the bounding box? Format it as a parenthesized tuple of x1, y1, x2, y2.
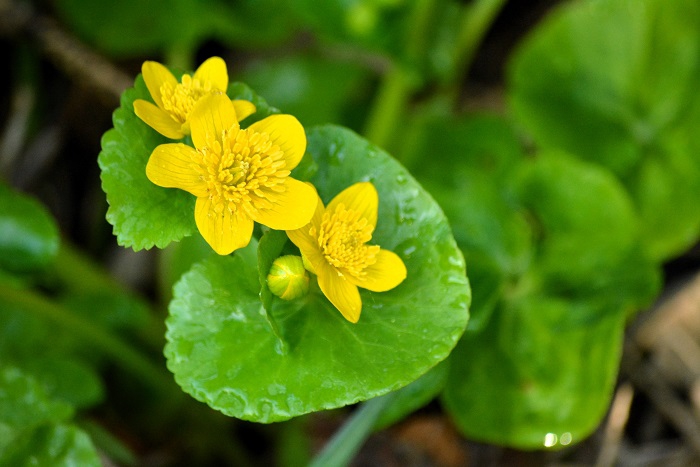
(2, 0, 700, 463)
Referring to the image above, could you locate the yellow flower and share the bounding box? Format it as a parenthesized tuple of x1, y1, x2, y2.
(287, 182, 407, 323)
(133, 57, 256, 139)
(145, 93, 317, 255)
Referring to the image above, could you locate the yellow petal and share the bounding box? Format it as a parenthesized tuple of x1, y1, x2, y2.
(189, 93, 238, 149)
(317, 267, 362, 323)
(247, 115, 306, 170)
(141, 61, 177, 109)
(327, 182, 378, 229)
(287, 195, 326, 271)
(252, 178, 317, 230)
(195, 198, 253, 255)
(146, 143, 208, 197)
(193, 56, 228, 91)
(232, 100, 256, 121)
(351, 249, 407, 292)
(134, 100, 184, 139)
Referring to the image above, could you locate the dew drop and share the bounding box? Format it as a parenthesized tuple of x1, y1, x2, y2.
(267, 383, 286, 396)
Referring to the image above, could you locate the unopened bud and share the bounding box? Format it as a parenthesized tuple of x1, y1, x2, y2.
(267, 255, 310, 300)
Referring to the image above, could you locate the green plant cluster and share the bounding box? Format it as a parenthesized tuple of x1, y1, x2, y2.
(2, 0, 700, 464)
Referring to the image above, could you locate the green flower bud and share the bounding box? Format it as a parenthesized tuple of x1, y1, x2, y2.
(267, 255, 310, 300)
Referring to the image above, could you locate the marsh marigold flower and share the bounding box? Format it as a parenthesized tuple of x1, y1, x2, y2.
(133, 57, 255, 139)
(146, 93, 317, 255)
(287, 182, 407, 323)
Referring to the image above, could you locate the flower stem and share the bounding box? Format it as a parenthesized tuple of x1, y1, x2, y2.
(53, 241, 124, 293)
(0, 283, 177, 398)
(363, 65, 412, 151)
(362, 0, 436, 151)
(309, 392, 398, 467)
(445, 0, 508, 98)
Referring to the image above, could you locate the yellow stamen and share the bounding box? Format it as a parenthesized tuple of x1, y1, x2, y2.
(312, 203, 379, 280)
(191, 126, 290, 218)
(160, 74, 214, 124)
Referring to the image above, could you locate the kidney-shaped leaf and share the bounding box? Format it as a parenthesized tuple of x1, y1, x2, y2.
(165, 125, 470, 422)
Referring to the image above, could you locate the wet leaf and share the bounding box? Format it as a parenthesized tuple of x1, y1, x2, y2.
(165, 125, 470, 422)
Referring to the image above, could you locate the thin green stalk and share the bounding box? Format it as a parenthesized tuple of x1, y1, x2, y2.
(405, 0, 437, 63)
(363, 65, 413, 150)
(54, 242, 124, 293)
(447, 0, 508, 96)
(309, 392, 398, 467)
(165, 41, 196, 72)
(363, 0, 437, 150)
(0, 283, 178, 399)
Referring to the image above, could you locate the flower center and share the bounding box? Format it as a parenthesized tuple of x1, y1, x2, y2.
(313, 204, 379, 280)
(160, 74, 213, 124)
(194, 126, 289, 216)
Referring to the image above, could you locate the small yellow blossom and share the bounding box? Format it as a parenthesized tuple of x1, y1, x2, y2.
(145, 93, 317, 255)
(133, 57, 256, 139)
(287, 182, 407, 323)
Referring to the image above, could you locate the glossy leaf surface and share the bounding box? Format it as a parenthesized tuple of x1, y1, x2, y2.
(165, 125, 470, 422)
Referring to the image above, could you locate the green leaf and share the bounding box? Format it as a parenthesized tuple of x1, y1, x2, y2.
(227, 82, 279, 124)
(98, 74, 271, 251)
(158, 234, 213, 303)
(99, 75, 194, 251)
(1, 423, 101, 467)
(406, 114, 532, 331)
(23, 357, 104, 409)
(0, 367, 98, 465)
(509, 0, 700, 260)
(516, 152, 642, 299)
(54, 0, 296, 57)
(443, 297, 625, 449)
(62, 291, 151, 335)
(0, 366, 73, 433)
(292, 0, 408, 57)
(165, 125, 470, 422)
(0, 183, 59, 273)
(441, 151, 660, 449)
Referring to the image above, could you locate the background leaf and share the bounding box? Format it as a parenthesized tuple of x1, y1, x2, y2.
(441, 151, 660, 449)
(509, 0, 700, 261)
(0, 183, 59, 273)
(443, 298, 625, 449)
